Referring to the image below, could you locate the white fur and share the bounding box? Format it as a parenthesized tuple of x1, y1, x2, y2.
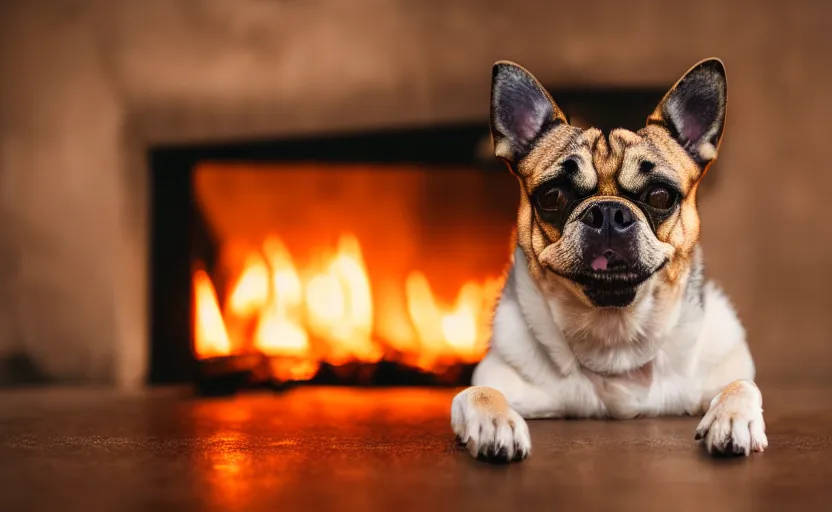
(452, 247, 767, 461)
(695, 380, 768, 455)
(451, 388, 531, 461)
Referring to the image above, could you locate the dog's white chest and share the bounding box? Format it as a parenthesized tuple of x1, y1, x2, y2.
(582, 356, 702, 419)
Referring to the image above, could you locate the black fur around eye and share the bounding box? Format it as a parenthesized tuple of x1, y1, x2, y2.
(644, 185, 675, 210)
(536, 186, 569, 212)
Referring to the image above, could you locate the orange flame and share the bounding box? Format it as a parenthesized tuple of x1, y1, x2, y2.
(253, 237, 308, 358)
(405, 272, 494, 370)
(192, 232, 500, 379)
(226, 253, 270, 318)
(305, 234, 379, 365)
(193, 269, 232, 358)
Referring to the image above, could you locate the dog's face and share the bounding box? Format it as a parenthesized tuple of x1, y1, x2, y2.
(491, 59, 727, 308)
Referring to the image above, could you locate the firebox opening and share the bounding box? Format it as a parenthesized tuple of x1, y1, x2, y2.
(195, 162, 514, 370)
(148, 87, 666, 390)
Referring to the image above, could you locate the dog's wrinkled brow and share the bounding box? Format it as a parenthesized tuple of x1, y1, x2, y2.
(518, 125, 580, 177)
(520, 124, 699, 200)
(522, 126, 599, 192)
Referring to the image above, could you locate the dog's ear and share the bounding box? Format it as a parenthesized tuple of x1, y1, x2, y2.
(490, 61, 568, 165)
(648, 58, 727, 168)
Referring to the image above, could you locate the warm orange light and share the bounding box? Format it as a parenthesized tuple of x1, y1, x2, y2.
(405, 272, 446, 354)
(193, 269, 232, 358)
(268, 358, 320, 383)
(253, 237, 309, 358)
(192, 232, 500, 378)
(254, 304, 309, 356)
(305, 234, 380, 365)
(405, 271, 494, 369)
(226, 253, 270, 317)
(262, 236, 302, 308)
(443, 282, 483, 353)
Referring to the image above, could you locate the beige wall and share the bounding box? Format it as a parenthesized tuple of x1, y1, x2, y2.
(0, 0, 829, 387)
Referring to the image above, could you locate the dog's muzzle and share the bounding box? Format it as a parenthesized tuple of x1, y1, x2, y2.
(577, 200, 639, 271)
(569, 199, 659, 307)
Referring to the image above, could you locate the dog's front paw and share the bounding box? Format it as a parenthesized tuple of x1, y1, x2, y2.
(695, 380, 768, 456)
(451, 386, 530, 463)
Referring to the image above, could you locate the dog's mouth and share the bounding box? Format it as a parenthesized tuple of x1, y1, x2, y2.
(587, 249, 630, 273)
(549, 255, 668, 308)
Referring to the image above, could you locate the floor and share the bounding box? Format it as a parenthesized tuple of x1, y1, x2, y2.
(0, 386, 830, 511)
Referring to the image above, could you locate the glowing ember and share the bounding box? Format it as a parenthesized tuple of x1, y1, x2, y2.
(192, 232, 501, 379)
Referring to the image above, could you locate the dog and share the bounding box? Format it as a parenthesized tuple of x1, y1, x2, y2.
(451, 58, 767, 462)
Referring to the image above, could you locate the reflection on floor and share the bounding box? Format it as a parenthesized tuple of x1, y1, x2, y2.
(0, 386, 830, 510)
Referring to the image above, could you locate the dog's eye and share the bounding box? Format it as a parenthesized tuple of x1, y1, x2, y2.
(536, 186, 569, 212)
(645, 185, 674, 210)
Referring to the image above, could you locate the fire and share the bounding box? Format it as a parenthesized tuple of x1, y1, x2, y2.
(193, 269, 232, 358)
(192, 232, 501, 379)
(304, 234, 380, 365)
(405, 272, 497, 370)
(252, 238, 308, 358)
(226, 254, 270, 317)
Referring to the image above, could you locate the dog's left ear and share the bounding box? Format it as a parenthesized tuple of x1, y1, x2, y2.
(648, 58, 727, 169)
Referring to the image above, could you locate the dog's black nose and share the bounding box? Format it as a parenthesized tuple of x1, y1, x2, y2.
(580, 202, 636, 233)
(579, 201, 639, 269)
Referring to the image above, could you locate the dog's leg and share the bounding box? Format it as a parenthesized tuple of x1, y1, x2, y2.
(451, 386, 531, 463)
(695, 344, 768, 456)
(695, 380, 767, 455)
(451, 352, 562, 463)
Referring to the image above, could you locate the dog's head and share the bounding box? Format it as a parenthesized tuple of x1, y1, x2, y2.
(491, 59, 726, 308)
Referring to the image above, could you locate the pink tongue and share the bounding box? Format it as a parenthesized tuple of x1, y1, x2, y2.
(591, 255, 608, 271)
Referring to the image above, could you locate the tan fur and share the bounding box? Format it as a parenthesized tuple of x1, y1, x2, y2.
(517, 121, 707, 295)
(471, 386, 510, 416)
(717, 380, 746, 404)
(511, 59, 724, 296)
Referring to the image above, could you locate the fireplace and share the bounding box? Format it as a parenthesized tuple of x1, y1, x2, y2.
(148, 88, 665, 393)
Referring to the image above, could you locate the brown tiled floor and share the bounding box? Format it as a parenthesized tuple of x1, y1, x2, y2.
(0, 385, 830, 511)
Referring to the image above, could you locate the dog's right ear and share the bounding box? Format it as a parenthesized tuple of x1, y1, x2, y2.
(490, 61, 568, 166)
